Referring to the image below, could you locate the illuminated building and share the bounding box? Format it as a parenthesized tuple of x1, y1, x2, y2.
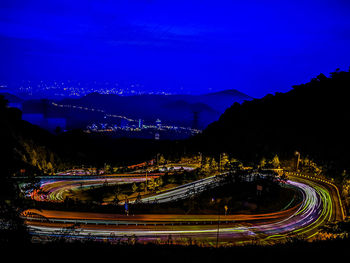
(156, 118, 162, 129)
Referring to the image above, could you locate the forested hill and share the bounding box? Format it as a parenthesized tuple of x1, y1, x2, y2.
(0, 95, 172, 176)
(0, 95, 66, 176)
(190, 70, 350, 176)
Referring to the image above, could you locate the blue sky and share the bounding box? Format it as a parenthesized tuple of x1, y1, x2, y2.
(1, 0, 350, 97)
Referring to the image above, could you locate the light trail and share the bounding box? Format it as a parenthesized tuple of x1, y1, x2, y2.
(22, 175, 337, 246)
(28, 176, 159, 202)
(131, 174, 223, 204)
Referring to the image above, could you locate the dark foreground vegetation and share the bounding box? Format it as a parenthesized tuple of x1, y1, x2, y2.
(1, 237, 348, 262)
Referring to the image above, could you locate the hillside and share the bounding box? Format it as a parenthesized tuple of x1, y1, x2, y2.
(42, 89, 252, 129)
(197, 89, 252, 112)
(0, 95, 174, 176)
(190, 70, 350, 177)
(0, 96, 67, 176)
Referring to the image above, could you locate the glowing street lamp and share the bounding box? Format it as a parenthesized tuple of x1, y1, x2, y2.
(295, 151, 301, 172)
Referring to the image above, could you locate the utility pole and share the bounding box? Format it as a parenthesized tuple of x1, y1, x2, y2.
(216, 206, 220, 248)
(145, 170, 148, 194)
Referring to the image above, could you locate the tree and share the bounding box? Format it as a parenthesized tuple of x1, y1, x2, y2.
(0, 159, 30, 244)
(148, 178, 155, 192)
(229, 158, 243, 170)
(139, 183, 145, 191)
(220, 153, 229, 170)
(158, 154, 166, 165)
(105, 164, 112, 174)
(132, 183, 138, 193)
(201, 157, 211, 173)
(47, 162, 54, 174)
(210, 158, 218, 171)
(260, 157, 267, 168)
(270, 155, 280, 168)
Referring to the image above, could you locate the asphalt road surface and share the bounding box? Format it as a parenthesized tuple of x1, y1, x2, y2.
(22, 174, 343, 246)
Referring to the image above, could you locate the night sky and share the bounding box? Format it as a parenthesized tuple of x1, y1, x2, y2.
(1, 0, 350, 97)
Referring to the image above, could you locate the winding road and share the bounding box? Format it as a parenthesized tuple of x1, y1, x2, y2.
(28, 175, 160, 202)
(22, 173, 344, 246)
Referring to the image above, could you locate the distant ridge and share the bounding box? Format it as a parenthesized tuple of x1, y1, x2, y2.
(203, 89, 252, 98)
(36, 88, 253, 129)
(0, 92, 23, 103)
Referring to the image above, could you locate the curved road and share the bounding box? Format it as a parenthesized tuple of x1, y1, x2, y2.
(22, 174, 343, 246)
(28, 175, 159, 202)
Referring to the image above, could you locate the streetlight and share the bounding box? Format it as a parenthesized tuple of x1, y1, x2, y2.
(295, 151, 300, 172)
(198, 152, 202, 167)
(145, 169, 148, 194)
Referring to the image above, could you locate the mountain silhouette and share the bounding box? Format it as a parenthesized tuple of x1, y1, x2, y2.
(21, 89, 252, 129)
(190, 70, 350, 177)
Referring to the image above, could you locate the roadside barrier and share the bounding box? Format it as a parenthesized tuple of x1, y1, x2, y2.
(285, 171, 346, 220)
